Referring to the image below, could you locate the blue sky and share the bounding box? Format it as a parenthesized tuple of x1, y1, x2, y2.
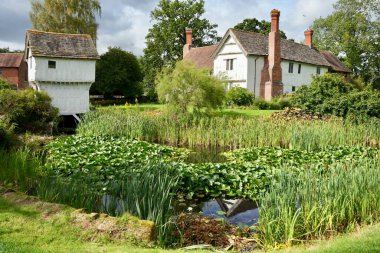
(0, 0, 337, 55)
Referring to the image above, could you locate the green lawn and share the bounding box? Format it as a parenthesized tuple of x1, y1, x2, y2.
(1, 193, 380, 253)
(101, 103, 279, 117)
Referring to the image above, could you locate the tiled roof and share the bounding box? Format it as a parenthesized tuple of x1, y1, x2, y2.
(26, 30, 99, 60)
(320, 51, 351, 73)
(183, 45, 217, 70)
(229, 29, 332, 67)
(0, 53, 23, 68)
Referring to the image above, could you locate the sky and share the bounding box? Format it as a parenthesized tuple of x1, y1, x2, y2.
(0, 0, 338, 56)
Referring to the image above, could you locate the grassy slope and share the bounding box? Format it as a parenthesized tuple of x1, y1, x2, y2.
(1, 194, 380, 253)
(278, 224, 380, 253)
(0, 196, 208, 253)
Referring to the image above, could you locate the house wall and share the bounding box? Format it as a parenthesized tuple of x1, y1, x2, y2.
(247, 56, 265, 97)
(28, 57, 96, 83)
(0, 67, 19, 88)
(37, 83, 92, 115)
(213, 36, 248, 89)
(281, 60, 328, 93)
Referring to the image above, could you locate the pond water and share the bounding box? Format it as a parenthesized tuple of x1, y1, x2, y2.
(176, 198, 259, 227)
(183, 146, 229, 163)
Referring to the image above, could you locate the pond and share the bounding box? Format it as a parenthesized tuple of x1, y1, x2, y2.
(176, 198, 259, 227)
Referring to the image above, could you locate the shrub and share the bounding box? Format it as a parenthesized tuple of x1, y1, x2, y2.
(0, 118, 15, 149)
(226, 87, 254, 106)
(0, 78, 13, 90)
(156, 61, 225, 114)
(0, 89, 59, 133)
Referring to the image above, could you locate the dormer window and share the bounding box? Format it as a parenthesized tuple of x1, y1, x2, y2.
(226, 59, 234, 71)
(48, 60, 56, 69)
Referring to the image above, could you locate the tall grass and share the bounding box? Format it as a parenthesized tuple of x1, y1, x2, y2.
(38, 161, 179, 245)
(0, 149, 178, 246)
(77, 108, 380, 151)
(258, 156, 380, 248)
(0, 149, 42, 193)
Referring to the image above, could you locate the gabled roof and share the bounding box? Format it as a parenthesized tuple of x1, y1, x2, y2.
(26, 30, 99, 60)
(183, 45, 218, 70)
(213, 29, 332, 67)
(0, 53, 24, 68)
(320, 51, 351, 73)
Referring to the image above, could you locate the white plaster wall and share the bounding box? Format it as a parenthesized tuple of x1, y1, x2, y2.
(27, 56, 36, 82)
(281, 60, 328, 93)
(29, 57, 96, 83)
(38, 83, 92, 115)
(247, 56, 265, 97)
(213, 36, 248, 86)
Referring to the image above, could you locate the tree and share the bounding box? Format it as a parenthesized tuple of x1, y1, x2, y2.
(156, 61, 225, 114)
(0, 48, 9, 53)
(312, 0, 380, 86)
(29, 0, 101, 42)
(141, 0, 219, 99)
(91, 47, 143, 99)
(234, 18, 287, 39)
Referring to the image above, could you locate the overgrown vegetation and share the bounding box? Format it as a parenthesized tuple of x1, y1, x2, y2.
(0, 88, 59, 133)
(77, 108, 380, 150)
(258, 157, 380, 248)
(291, 74, 380, 120)
(226, 87, 254, 107)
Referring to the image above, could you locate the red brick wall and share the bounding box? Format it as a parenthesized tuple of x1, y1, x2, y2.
(0, 62, 28, 89)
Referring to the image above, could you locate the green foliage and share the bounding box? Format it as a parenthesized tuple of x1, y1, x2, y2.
(77, 108, 380, 151)
(91, 47, 143, 98)
(226, 87, 254, 107)
(312, 0, 379, 85)
(252, 96, 290, 110)
(45, 136, 186, 176)
(0, 149, 43, 193)
(0, 78, 12, 90)
(0, 89, 59, 133)
(234, 18, 287, 39)
(141, 0, 219, 99)
(291, 74, 380, 119)
(258, 156, 380, 247)
(29, 0, 101, 42)
(156, 61, 225, 114)
(0, 119, 15, 149)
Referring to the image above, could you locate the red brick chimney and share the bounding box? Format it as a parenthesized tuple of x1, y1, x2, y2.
(304, 28, 314, 48)
(183, 28, 193, 57)
(264, 9, 283, 101)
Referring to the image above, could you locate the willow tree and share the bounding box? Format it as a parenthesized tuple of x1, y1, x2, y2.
(29, 0, 101, 43)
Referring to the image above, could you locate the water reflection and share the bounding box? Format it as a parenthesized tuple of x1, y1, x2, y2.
(177, 198, 259, 227)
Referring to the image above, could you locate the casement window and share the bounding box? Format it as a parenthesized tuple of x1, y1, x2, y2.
(316, 66, 321, 75)
(288, 62, 294, 73)
(48, 60, 56, 69)
(292, 86, 297, 92)
(226, 59, 234, 71)
(298, 64, 302, 74)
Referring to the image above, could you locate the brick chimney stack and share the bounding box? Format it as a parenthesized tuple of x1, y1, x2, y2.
(183, 28, 193, 57)
(265, 9, 283, 101)
(304, 28, 314, 48)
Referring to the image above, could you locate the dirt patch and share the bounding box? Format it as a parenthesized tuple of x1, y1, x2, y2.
(71, 209, 155, 242)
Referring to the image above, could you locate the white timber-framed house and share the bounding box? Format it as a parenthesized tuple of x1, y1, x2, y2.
(183, 9, 351, 100)
(25, 30, 99, 117)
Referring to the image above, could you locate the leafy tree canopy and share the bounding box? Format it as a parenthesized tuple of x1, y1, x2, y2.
(156, 61, 225, 115)
(312, 0, 380, 86)
(29, 0, 101, 42)
(234, 18, 287, 39)
(141, 0, 219, 99)
(91, 47, 143, 99)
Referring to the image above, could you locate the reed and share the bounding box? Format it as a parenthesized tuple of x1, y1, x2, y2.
(77, 108, 380, 151)
(0, 148, 42, 193)
(257, 156, 380, 248)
